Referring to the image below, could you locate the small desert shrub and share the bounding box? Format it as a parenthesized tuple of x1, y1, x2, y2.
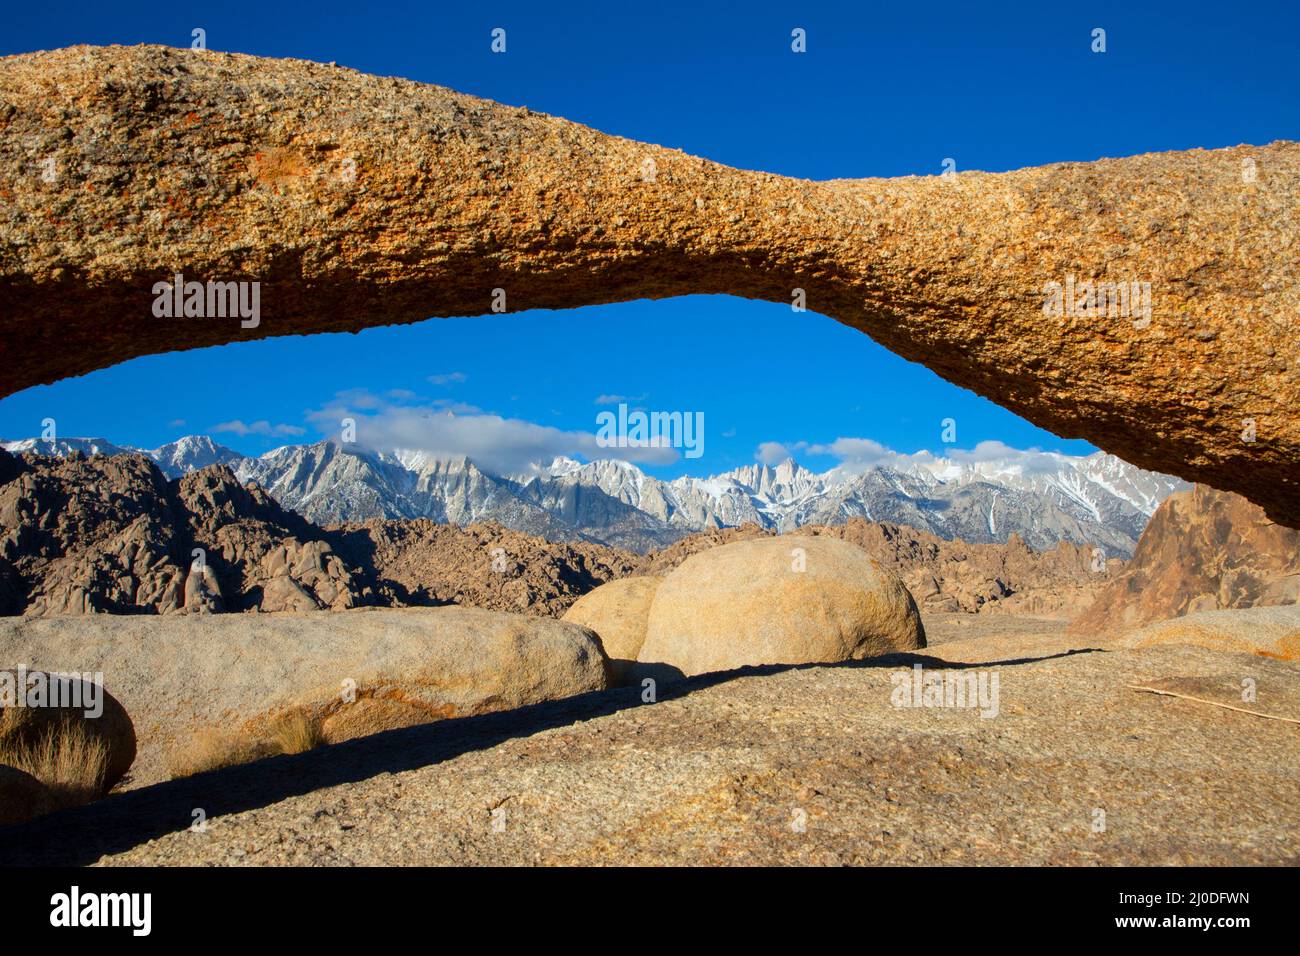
(0, 721, 109, 810)
(168, 711, 325, 779)
(167, 727, 277, 779)
(269, 710, 325, 755)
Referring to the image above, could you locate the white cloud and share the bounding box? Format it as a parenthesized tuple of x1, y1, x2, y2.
(755, 441, 795, 465)
(757, 435, 1066, 475)
(307, 391, 679, 475)
(806, 437, 893, 465)
(213, 420, 306, 438)
(427, 372, 467, 386)
(946, 440, 1062, 474)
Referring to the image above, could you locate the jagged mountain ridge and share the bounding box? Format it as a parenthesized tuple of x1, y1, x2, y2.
(0, 436, 1188, 555)
(540, 451, 1186, 556)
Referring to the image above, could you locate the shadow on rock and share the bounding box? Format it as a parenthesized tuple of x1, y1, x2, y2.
(0, 646, 1100, 866)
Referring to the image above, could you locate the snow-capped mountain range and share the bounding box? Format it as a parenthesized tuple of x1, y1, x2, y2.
(1, 435, 1189, 555)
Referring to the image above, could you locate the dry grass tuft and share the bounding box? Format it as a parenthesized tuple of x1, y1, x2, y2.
(166, 727, 277, 779)
(168, 711, 325, 779)
(0, 721, 109, 810)
(270, 710, 325, 755)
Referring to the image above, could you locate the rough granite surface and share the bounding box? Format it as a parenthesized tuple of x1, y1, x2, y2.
(0, 642, 1295, 866)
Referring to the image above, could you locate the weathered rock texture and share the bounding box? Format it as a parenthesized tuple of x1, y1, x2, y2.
(0, 607, 609, 787)
(4, 643, 1296, 865)
(1070, 484, 1300, 635)
(639, 536, 925, 676)
(562, 576, 661, 684)
(330, 518, 641, 617)
(1116, 604, 1300, 661)
(0, 45, 1297, 525)
(0, 450, 375, 615)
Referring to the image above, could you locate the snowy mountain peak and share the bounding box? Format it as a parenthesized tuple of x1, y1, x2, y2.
(149, 435, 243, 477)
(1, 434, 1189, 556)
(1, 436, 136, 459)
(545, 456, 584, 475)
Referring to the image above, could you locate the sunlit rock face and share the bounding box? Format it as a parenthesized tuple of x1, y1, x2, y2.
(1070, 484, 1300, 636)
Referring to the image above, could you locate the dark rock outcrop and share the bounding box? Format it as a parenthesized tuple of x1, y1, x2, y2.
(0, 453, 373, 615)
(328, 518, 641, 617)
(1070, 484, 1300, 635)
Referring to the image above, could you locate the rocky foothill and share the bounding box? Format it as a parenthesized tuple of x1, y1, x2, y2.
(1070, 483, 1300, 635)
(0, 447, 1124, 621)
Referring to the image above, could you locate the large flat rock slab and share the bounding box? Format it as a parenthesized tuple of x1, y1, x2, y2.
(1115, 604, 1300, 661)
(0, 607, 608, 787)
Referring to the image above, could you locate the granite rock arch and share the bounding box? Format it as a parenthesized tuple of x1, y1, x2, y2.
(1, 45, 1296, 525)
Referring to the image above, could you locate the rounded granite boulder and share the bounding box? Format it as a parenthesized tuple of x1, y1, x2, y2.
(0, 670, 137, 793)
(562, 577, 662, 686)
(638, 536, 925, 677)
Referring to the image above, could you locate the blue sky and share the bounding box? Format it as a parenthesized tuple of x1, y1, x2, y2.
(2, 1, 1297, 476)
